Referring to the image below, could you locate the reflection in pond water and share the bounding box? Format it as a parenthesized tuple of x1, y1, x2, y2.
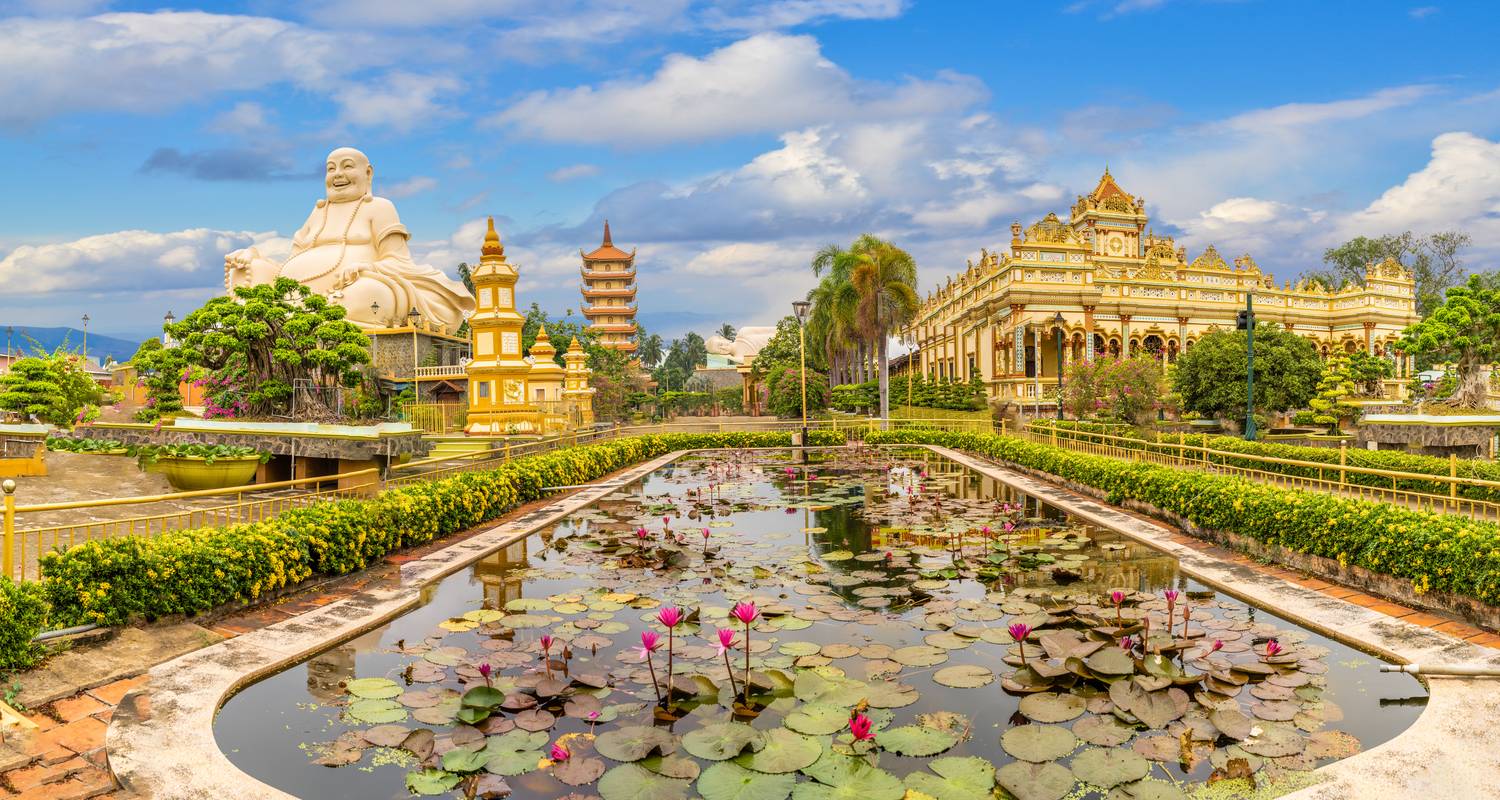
(217, 447, 1426, 800)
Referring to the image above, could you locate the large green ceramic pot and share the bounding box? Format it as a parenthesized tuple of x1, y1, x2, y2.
(155, 455, 261, 492)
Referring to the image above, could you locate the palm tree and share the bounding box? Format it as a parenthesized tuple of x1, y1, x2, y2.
(718, 323, 736, 340)
(637, 331, 665, 369)
(809, 244, 861, 387)
(848, 235, 919, 424)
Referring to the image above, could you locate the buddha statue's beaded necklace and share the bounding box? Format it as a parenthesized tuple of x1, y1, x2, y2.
(279, 194, 367, 284)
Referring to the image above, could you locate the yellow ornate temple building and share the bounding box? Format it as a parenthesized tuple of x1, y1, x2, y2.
(465, 218, 594, 435)
(906, 170, 1419, 404)
(580, 221, 638, 353)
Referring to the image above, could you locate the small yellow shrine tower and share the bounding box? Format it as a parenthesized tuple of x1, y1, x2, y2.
(526, 326, 567, 433)
(465, 218, 537, 434)
(562, 337, 596, 428)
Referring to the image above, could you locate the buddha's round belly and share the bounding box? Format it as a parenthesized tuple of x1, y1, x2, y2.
(279, 242, 379, 288)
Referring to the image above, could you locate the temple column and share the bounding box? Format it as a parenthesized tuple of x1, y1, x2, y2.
(1363, 321, 1376, 355)
(979, 321, 995, 385)
(1084, 305, 1096, 361)
(1010, 304, 1026, 378)
(1120, 314, 1132, 357)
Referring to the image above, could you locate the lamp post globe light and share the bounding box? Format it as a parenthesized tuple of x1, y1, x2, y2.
(1052, 312, 1065, 421)
(791, 300, 811, 447)
(81, 313, 90, 359)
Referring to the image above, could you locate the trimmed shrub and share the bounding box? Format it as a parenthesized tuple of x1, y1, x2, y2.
(39, 431, 843, 627)
(867, 428, 1500, 606)
(0, 576, 49, 671)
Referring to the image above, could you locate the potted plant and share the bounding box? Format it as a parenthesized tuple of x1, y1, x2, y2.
(132, 443, 269, 491)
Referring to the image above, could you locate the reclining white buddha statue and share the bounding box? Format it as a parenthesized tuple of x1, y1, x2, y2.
(223, 146, 475, 332)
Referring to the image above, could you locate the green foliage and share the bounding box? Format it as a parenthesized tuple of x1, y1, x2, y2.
(520, 303, 600, 367)
(0, 351, 108, 428)
(1172, 325, 1321, 428)
(1399, 272, 1500, 408)
(39, 431, 845, 627)
(130, 443, 268, 468)
(830, 374, 984, 412)
(1062, 356, 1165, 424)
(157, 278, 371, 418)
(1033, 419, 1500, 502)
(868, 428, 1500, 604)
(0, 576, 49, 672)
(766, 365, 829, 419)
(46, 437, 129, 454)
(1345, 351, 1394, 398)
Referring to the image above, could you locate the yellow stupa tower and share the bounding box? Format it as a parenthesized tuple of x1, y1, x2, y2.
(562, 337, 596, 428)
(465, 218, 537, 434)
(527, 325, 567, 433)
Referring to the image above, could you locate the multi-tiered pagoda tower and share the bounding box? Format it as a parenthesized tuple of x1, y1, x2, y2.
(579, 221, 638, 354)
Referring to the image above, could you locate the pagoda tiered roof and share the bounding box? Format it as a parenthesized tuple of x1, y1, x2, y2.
(582, 220, 635, 262)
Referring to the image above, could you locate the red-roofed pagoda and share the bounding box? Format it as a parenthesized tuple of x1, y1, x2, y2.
(579, 220, 638, 353)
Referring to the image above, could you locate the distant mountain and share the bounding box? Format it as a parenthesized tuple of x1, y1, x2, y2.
(1, 326, 142, 363)
(638, 310, 777, 341)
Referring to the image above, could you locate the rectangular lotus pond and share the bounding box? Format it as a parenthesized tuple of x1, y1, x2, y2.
(215, 446, 1427, 800)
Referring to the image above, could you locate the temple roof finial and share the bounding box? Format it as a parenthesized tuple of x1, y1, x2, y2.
(602, 219, 613, 247)
(482, 216, 504, 257)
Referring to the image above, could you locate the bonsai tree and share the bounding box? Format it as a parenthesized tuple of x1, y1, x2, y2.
(0, 350, 108, 427)
(1307, 353, 1361, 432)
(1172, 324, 1321, 431)
(1398, 272, 1500, 409)
(1346, 350, 1395, 398)
(160, 278, 371, 419)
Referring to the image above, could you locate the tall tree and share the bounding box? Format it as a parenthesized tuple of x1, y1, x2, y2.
(1172, 324, 1322, 432)
(637, 330, 665, 369)
(717, 323, 736, 340)
(1398, 272, 1500, 408)
(808, 243, 859, 386)
(1312, 231, 1471, 315)
(847, 234, 920, 424)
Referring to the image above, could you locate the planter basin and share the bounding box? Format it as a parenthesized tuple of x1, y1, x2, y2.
(154, 455, 261, 492)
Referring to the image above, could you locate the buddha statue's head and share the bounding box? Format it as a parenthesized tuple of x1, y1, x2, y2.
(325, 147, 372, 203)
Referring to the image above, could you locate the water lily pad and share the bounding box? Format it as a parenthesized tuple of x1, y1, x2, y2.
(463, 686, 506, 709)
(1239, 723, 1305, 757)
(684, 722, 766, 761)
(934, 665, 994, 688)
(442, 746, 489, 773)
(785, 703, 856, 736)
(406, 768, 462, 795)
(346, 698, 407, 725)
(996, 761, 1075, 800)
(554, 756, 608, 786)
(890, 645, 948, 667)
(345, 677, 402, 699)
(598, 763, 692, 800)
(697, 761, 796, 800)
(1107, 778, 1189, 800)
(596, 726, 680, 762)
(1209, 708, 1253, 740)
(733, 729, 821, 774)
(1070, 748, 1149, 788)
(483, 730, 548, 775)
(1001, 724, 1078, 762)
(796, 751, 904, 800)
(903, 756, 995, 800)
(1019, 692, 1087, 723)
(1305, 730, 1361, 759)
(1085, 648, 1135, 676)
(875, 724, 958, 757)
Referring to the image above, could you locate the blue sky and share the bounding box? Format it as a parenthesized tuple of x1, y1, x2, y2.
(1, 0, 1498, 341)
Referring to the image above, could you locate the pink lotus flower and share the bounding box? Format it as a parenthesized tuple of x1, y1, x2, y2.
(715, 628, 736, 657)
(1002, 521, 1015, 533)
(848, 712, 875, 741)
(1264, 639, 1282, 658)
(702, 527, 711, 539)
(636, 526, 649, 540)
(1163, 589, 1180, 604)
(539, 635, 554, 653)
(1119, 636, 1134, 650)
(1009, 622, 1032, 665)
(1211, 639, 1224, 653)
(550, 742, 570, 762)
(1110, 590, 1125, 605)
(662, 515, 671, 527)
(478, 662, 493, 686)
(657, 607, 684, 629)
(637, 630, 662, 660)
(730, 601, 759, 625)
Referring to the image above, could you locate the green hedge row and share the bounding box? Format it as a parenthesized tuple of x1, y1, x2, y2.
(0, 577, 49, 671)
(1031, 419, 1500, 503)
(868, 428, 1500, 606)
(36, 431, 844, 633)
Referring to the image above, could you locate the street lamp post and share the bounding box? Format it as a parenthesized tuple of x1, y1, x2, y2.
(791, 300, 811, 447)
(1238, 291, 1257, 440)
(1052, 312, 1065, 421)
(81, 314, 90, 359)
(4, 326, 11, 359)
(162, 311, 175, 347)
(408, 308, 422, 391)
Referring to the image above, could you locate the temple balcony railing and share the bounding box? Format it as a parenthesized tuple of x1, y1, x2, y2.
(581, 267, 636, 281)
(414, 364, 468, 379)
(582, 304, 638, 317)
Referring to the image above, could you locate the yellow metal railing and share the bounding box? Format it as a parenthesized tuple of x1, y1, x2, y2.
(1018, 422, 1500, 519)
(1, 415, 1010, 580)
(401, 402, 467, 434)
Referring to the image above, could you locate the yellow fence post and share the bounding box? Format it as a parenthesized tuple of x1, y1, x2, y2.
(1450, 453, 1458, 500)
(2, 480, 14, 580)
(1339, 441, 1347, 487)
(504, 441, 511, 462)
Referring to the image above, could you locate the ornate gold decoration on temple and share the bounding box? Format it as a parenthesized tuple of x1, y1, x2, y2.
(580, 221, 639, 353)
(463, 218, 595, 435)
(905, 169, 1419, 405)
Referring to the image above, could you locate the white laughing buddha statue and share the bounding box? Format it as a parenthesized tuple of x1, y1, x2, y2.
(224, 147, 475, 332)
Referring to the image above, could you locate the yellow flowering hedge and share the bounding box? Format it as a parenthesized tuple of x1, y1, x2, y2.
(39, 431, 843, 628)
(868, 428, 1500, 606)
(0, 576, 49, 670)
